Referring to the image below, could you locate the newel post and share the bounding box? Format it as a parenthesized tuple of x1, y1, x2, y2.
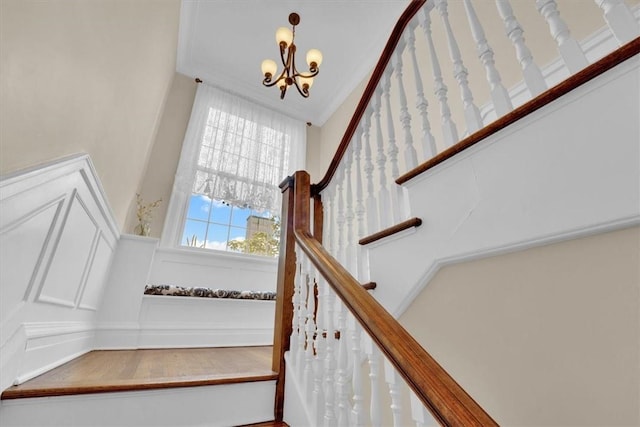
(273, 171, 316, 420)
(272, 174, 297, 421)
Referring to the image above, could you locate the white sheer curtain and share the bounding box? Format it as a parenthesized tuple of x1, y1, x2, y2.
(161, 82, 306, 247)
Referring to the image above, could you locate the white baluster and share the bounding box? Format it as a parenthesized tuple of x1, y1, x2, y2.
(352, 125, 367, 282)
(335, 164, 346, 267)
(495, 0, 547, 98)
(372, 87, 392, 229)
(343, 145, 356, 274)
(365, 336, 382, 427)
(391, 41, 419, 170)
(304, 265, 318, 402)
(323, 280, 337, 426)
(536, 0, 589, 74)
(313, 277, 326, 426)
(323, 184, 336, 258)
(463, 0, 513, 117)
(362, 110, 378, 235)
(594, 0, 640, 45)
(405, 21, 437, 160)
(435, 0, 484, 134)
(290, 246, 303, 369)
(381, 69, 403, 224)
(297, 254, 309, 376)
(336, 301, 350, 426)
(384, 359, 404, 427)
(410, 390, 438, 427)
(351, 321, 365, 426)
(418, 5, 459, 147)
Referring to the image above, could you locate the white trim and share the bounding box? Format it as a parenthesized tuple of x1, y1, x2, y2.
(394, 218, 640, 317)
(0, 153, 119, 239)
(14, 321, 95, 385)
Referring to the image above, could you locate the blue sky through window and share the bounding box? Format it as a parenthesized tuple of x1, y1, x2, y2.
(181, 194, 275, 254)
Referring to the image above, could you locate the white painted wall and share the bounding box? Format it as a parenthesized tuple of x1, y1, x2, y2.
(0, 155, 119, 391)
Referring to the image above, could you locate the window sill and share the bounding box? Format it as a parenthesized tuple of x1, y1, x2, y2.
(155, 245, 279, 266)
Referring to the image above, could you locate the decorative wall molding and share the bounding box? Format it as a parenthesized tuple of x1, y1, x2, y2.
(0, 154, 118, 391)
(17, 322, 95, 385)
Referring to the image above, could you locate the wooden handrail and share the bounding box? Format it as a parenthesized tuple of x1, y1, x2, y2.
(311, 0, 427, 196)
(292, 171, 498, 427)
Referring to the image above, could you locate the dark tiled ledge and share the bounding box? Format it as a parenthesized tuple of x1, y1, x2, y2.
(144, 284, 276, 300)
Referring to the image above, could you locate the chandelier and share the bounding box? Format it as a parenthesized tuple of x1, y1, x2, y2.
(261, 13, 323, 99)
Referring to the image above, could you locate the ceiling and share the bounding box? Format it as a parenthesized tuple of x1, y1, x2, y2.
(176, 0, 411, 126)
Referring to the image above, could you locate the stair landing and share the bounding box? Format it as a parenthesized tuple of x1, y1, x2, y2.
(2, 346, 276, 399)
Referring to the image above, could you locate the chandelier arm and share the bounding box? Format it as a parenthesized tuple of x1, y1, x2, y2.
(278, 43, 288, 72)
(292, 78, 310, 98)
(291, 69, 319, 79)
(289, 49, 309, 97)
(263, 67, 288, 88)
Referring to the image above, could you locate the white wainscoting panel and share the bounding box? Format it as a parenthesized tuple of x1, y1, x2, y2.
(36, 192, 99, 308)
(0, 154, 118, 390)
(137, 296, 275, 348)
(95, 237, 277, 349)
(150, 247, 278, 292)
(94, 234, 158, 349)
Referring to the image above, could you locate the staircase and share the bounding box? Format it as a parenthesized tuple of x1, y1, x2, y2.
(1, 0, 639, 425)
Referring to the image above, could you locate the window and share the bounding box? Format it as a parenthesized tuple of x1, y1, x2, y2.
(182, 195, 278, 256)
(162, 83, 305, 257)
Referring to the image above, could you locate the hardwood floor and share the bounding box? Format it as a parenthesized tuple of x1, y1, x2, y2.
(1, 346, 276, 400)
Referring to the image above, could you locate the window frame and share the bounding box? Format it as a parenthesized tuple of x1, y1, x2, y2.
(160, 84, 306, 258)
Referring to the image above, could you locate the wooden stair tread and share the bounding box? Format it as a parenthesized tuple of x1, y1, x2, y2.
(2, 346, 276, 400)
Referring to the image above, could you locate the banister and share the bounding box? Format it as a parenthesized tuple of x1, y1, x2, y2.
(291, 171, 498, 427)
(396, 36, 640, 185)
(311, 0, 427, 196)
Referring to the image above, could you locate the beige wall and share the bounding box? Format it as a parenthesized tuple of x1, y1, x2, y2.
(308, 74, 369, 185)
(400, 226, 640, 426)
(305, 124, 322, 183)
(129, 73, 197, 236)
(0, 0, 180, 229)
